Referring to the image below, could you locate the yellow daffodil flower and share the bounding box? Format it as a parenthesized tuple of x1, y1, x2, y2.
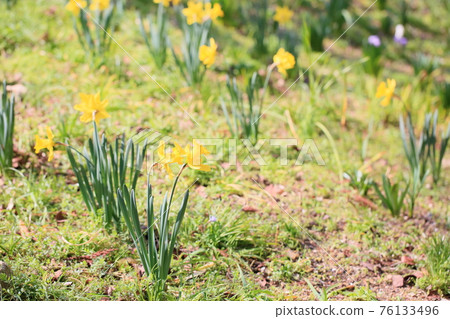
(199, 38, 217, 68)
(157, 140, 211, 176)
(204, 2, 224, 21)
(184, 143, 211, 172)
(74, 93, 110, 124)
(273, 48, 296, 76)
(274, 6, 293, 25)
(182, 1, 205, 25)
(90, 0, 110, 11)
(376, 79, 396, 107)
(65, 0, 87, 15)
(35, 127, 56, 161)
(158, 141, 185, 164)
(172, 142, 186, 164)
(157, 141, 176, 178)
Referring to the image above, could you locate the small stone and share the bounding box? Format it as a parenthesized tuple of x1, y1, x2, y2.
(392, 275, 404, 288)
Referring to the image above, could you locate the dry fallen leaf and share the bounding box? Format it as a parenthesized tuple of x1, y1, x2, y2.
(361, 261, 376, 271)
(66, 248, 116, 261)
(6, 198, 14, 211)
(105, 286, 115, 296)
(286, 249, 300, 261)
(352, 195, 377, 210)
(18, 221, 30, 238)
(197, 262, 215, 271)
(242, 205, 258, 212)
(258, 278, 267, 288)
(401, 255, 415, 266)
(52, 269, 63, 282)
(54, 211, 68, 224)
(195, 186, 207, 198)
(264, 184, 285, 197)
(7, 83, 27, 96)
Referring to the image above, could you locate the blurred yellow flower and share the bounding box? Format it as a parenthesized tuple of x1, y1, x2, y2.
(158, 141, 184, 163)
(199, 38, 217, 68)
(35, 127, 55, 162)
(274, 6, 293, 25)
(376, 79, 396, 107)
(182, 1, 205, 25)
(273, 48, 296, 76)
(153, 0, 171, 6)
(154, 0, 180, 6)
(90, 0, 110, 11)
(204, 2, 224, 21)
(157, 140, 211, 176)
(157, 141, 176, 178)
(185, 142, 211, 172)
(74, 93, 110, 124)
(65, 0, 87, 15)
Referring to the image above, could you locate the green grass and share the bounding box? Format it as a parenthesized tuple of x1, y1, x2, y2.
(0, 0, 449, 301)
(418, 236, 450, 295)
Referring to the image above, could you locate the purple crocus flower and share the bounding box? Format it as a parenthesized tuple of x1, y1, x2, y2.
(209, 216, 217, 222)
(394, 36, 408, 46)
(394, 24, 408, 46)
(368, 35, 381, 47)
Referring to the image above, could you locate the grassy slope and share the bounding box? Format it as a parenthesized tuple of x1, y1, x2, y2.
(0, 0, 448, 300)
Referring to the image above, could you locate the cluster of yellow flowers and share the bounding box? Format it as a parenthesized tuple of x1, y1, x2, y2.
(199, 42, 296, 73)
(35, 93, 109, 161)
(182, 1, 224, 25)
(65, 0, 110, 15)
(274, 6, 294, 25)
(157, 140, 211, 177)
(273, 48, 296, 75)
(153, 0, 181, 7)
(34, 92, 210, 176)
